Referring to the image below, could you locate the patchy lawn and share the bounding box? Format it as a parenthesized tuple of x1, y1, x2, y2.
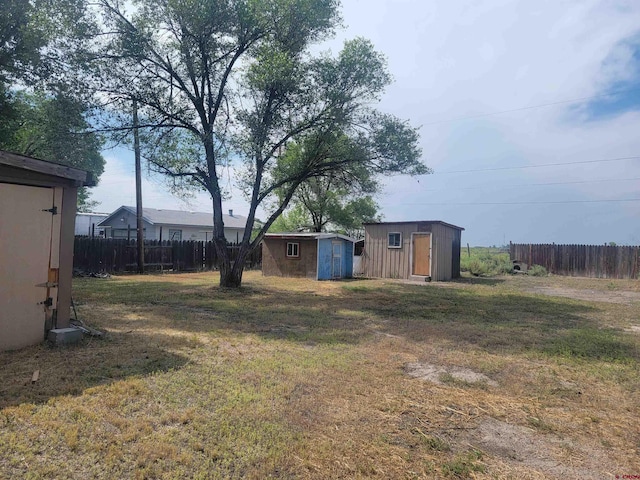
(1, 272, 639, 479)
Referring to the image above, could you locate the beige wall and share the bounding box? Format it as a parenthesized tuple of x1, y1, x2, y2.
(363, 223, 419, 279)
(0, 157, 84, 350)
(430, 223, 453, 281)
(363, 223, 462, 281)
(0, 183, 59, 350)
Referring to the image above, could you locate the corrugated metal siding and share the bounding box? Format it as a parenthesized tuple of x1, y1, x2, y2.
(364, 222, 463, 281)
(343, 240, 353, 277)
(363, 223, 417, 279)
(317, 238, 332, 280)
(318, 238, 354, 279)
(430, 223, 452, 281)
(452, 230, 462, 278)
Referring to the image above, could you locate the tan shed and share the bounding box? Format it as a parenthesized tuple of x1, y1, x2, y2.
(363, 221, 464, 282)
(0, 150, 93, 351)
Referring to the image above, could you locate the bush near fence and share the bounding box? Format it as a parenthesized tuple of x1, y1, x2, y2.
(74, 238, 262, 274)
(510, 243, 640, 279)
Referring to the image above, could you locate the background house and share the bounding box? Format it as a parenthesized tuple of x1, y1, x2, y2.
(262, 233, 355, 280)
(0, 150, 92, 350)
(99, 206, 247, 243)
(75, 212, 109, 236)
(363, 221, 464, 281)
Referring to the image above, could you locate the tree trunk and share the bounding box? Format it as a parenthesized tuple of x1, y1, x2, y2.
(219, 262, 243, 288)
(217, 240, 250, 288)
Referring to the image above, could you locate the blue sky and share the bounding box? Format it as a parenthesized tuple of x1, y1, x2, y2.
(89, 0, 640, 246)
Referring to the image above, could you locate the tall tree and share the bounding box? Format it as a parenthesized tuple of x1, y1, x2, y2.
(273, 168, 381, 236)
(270, 132, 399, 236)
(270, 187, 380, 237)
(0, 92, 105, 210)
(0, 0, 42, 82)
(0, 0, 105, 209)
(82, 0, 427, 287)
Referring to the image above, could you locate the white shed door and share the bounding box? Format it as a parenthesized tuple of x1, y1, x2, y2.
(0, 183, 55, 350)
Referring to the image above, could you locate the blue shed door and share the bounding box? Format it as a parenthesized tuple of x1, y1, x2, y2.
(332, 242, 341, 278)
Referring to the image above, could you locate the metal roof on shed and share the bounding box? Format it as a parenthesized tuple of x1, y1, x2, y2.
(264, 232, 356, 242)
(363, 220, 465, 231)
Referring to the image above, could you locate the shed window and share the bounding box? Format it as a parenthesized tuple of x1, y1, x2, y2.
(287, 242, 299, 257)
(169, 229, 182, 241)
(388, 232, 402, 248)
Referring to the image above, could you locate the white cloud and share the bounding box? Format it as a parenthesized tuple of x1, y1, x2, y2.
(333, 0, 640, 245)
(88, 149, 253, 217)
(90, 0, 640, 244)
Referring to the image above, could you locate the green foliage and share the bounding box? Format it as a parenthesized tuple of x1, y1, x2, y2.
(0, 91, 105, 210)
(0, 0, 104, 210)
(0, 0, 96, 89)
(460, 247, 512, 277)
(0, 0, 43, 82)
(80, 0, 428, 286)
(269, 116, 422, 236)
(528, 264, 548, 277)
(268, 203, 310, 232)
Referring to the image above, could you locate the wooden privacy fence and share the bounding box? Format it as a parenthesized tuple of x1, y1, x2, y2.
(74, 238, 262, 274)
(510, 243, 640, 279)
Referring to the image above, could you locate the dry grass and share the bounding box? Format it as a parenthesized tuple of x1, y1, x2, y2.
(1, 272, 639, 479)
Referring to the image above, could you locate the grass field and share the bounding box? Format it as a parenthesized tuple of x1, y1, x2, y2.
(1, 272, 639, 479)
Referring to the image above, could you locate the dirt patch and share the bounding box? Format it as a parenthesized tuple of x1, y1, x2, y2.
(457, 417, 616, 480)
(526, 286, 640, 305)
(405, 362, 498, 387)
(625, 325, 640, 334)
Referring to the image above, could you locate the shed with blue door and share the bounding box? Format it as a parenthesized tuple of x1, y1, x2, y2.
(262, 233, 355, 280)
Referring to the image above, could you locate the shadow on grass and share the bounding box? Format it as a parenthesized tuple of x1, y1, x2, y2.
(0, 329, 189, 409)
(4, 275, 636, 408)
(451, 276, 508, 286)
(70, 276, 639, 365)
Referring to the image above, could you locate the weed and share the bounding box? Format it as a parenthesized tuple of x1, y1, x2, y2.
(423, 435, 451, 452)
(527, 416, 556, 433)
(460, 247, 512, 276)
(529, 264, 548, 277)
(442, 450, 486, 478)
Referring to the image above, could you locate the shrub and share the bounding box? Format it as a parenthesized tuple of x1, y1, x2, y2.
(528, 264, 548, 277)
(460, 247, 512, 276)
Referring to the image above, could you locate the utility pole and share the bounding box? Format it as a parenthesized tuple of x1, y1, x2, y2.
(133, 99, 144, 274)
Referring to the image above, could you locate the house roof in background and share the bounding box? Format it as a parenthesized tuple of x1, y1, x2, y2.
(363, 220, 465, 231)
(77, 212, 110, 217)
(264, 232, 356, 242)
(99, 206, 246, 229)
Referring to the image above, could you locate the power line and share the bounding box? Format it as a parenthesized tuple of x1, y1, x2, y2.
(420, 176, 640, 192)
(422, 87, 640, 126)
(434, 155, 640, 175)
(398, 198, 640, 206)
